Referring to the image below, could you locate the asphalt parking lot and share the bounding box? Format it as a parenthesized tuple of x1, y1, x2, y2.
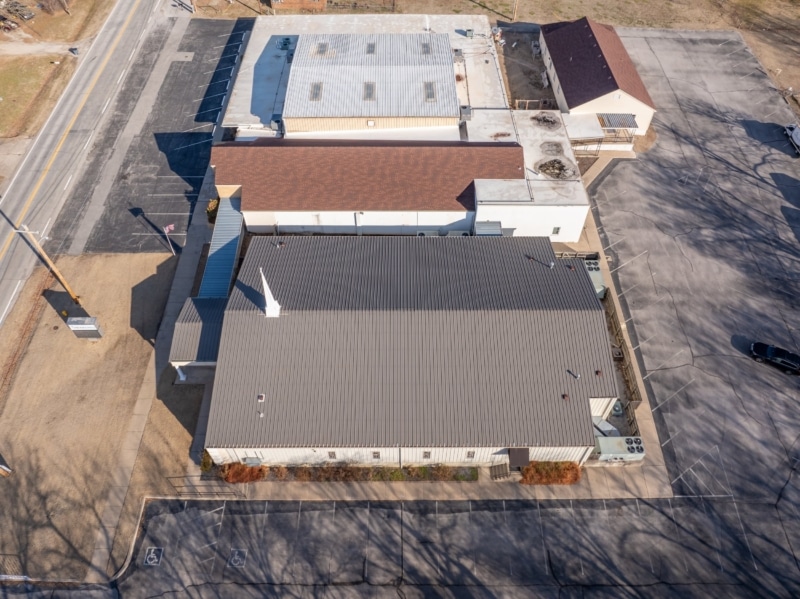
(590, 23, 800, 581)
(48, 18, 253, 254)
(110, 498, 796, 597)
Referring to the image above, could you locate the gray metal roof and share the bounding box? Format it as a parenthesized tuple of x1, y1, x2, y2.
(282, 33, 460, 119)
(206, 236, 618, 449)
(197, 199, 243, 298)
(170, 298, 228, 363)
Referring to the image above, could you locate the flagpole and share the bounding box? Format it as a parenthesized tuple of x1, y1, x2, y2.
(163, 224, 176, 256)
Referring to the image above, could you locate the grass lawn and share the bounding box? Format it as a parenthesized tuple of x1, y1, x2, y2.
(0, 55, 74, 138)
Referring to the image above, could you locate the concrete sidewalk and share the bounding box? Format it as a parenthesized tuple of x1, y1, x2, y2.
(236, 462, 671, 501)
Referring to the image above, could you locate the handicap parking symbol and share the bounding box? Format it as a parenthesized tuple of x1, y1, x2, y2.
(143, 547, 163, 566)
(228, 548, 247, 568)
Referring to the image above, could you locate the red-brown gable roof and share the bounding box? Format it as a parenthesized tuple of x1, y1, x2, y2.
(541, 17, 655, 110)
(211, 140, 525, 212)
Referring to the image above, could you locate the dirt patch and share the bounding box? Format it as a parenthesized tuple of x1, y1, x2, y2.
(2, 0, 115, 43)
(496, 31, 555, 108)
(0, 253, 176, 580)
(577, 156, 598, 175)
(107, 368, 204, 576)
(633, 124, 658, 154)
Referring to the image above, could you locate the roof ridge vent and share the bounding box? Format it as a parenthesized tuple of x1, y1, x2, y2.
(259, 267, 282, 318)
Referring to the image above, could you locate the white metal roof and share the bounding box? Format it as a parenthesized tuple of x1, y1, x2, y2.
(283, 33, 460, 119)
(222, 14, 502, 130)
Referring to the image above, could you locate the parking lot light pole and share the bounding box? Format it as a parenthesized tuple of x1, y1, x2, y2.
(15, 224, 81, 306)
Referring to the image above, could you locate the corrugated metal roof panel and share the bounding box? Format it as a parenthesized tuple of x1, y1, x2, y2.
(597, 113, 638, 129)
(169, 297, 228, 363)
(197, 198, 243, 298)
(283, 33, 460, 119)
(206, 237, 618, 449)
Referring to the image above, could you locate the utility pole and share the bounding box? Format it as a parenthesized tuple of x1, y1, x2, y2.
(16, 225, 81, 306)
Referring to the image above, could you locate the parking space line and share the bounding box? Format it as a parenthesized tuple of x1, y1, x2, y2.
(195, 92, 228, 102)
(200, 78, 230, 88)
(611, 250, 648, 273)
(653, 378, 695, 412)
(183, 123, 214, 133)
(132, 232, 187, 236)
(632, 333, 656, 351)
(697, 459, 730, 495)
(642, 348, 685, 379)
(170, 138, 213, 152)
(733, 500, 758, 570)
(186, 107, 221, 117)
(570, 501, 584, 576)
(203, 65, 235, 75)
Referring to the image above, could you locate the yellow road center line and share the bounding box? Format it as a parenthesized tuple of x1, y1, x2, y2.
(0, 0, 145, 265)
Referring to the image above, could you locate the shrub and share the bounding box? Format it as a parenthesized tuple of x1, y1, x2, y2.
(430, 464, 453, 481)
(273, 465, 288, 481)
(292, 467, 313, 482)
(206, 198, 220, 223)
(200, 450, 214, 473)
(406, 466, 429, 481)
(454, 468, 478, 482)
(389, 469, 406, 482)
(221, 463, 267, 484)
(520, 461, 581, 485)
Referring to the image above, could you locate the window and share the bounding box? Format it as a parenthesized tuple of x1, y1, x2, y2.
(372, 451, 381, 459)
(328, 451, 336, 459)
(366, 42, 376, 54)
(423, 451, 431, 460)
(421, 42, 431, 55)
(309, 82, 323, 102)
(316, 42, 328, 56)
(467, 451, 475, 459)
(552, 227, 561, 235)
(424, 81, 436, 102)
(363, 82, 376, 101)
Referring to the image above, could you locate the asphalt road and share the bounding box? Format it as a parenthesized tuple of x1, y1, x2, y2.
(0, 0, 163, 327)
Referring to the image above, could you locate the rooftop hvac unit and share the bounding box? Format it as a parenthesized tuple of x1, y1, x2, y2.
(583, 258, 607, 299)
(446, 231, 471, 237)
(595, 437, 645, 462)
(278, 37, 292, 50)
(270, 115, 283, 132)
(453, 48, 464, 63)
(460, 105, 472, 122)
(417, 231, 441, 237)
(465, 28, 474, 38)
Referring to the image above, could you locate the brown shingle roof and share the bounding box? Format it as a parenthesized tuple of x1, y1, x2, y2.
(211, 140, 525, 212)
(541, 17, 655, 110)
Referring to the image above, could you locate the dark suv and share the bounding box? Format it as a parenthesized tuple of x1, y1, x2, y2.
(750, 342, 800, 374)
